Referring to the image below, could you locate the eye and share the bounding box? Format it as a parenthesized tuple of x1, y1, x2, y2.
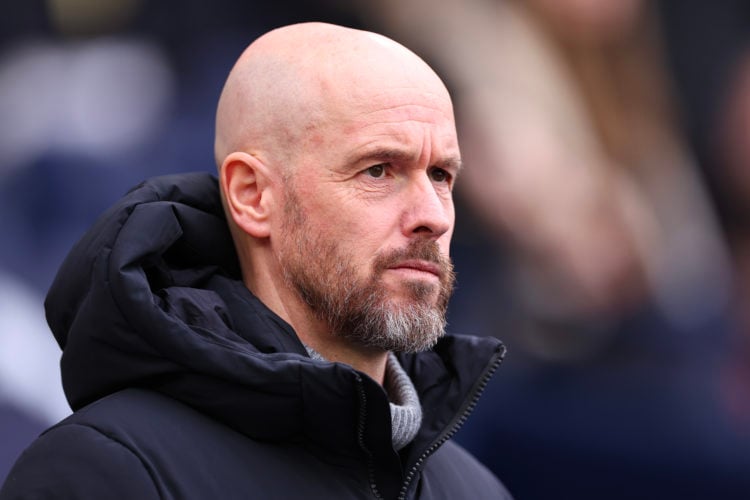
(364, 164, 387, 178)
(429, 167, 451, 183)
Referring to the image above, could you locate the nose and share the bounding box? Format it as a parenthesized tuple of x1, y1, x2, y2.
(402, 174, 453, 240)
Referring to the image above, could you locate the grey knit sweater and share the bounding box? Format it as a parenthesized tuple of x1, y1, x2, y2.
(304, 347, 423, 450)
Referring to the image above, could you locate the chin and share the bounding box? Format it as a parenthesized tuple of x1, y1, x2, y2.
(386, 282, 440, 307)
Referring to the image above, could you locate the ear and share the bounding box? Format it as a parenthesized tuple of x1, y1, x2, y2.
(220, 152, 275, 238)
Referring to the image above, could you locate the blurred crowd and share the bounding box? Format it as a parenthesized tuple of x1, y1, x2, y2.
(2, 0, 750, 498)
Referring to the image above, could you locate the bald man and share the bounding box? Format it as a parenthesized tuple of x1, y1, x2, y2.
(0, 23, 511, 499)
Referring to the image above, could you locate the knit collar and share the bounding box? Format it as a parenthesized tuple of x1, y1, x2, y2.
(304, 346, 422, 451)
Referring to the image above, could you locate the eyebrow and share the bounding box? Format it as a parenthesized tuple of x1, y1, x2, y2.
(347, 147, 463, 172)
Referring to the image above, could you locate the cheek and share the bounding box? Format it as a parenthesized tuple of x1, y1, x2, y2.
(339, 219, 392, 257)
(326, 214, 396, 273)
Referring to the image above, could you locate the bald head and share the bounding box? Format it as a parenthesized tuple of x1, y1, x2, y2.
(215, 24, 460, 364)
(214, 22, 452, 172)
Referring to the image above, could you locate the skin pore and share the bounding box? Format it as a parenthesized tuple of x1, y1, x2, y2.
(215, 22, 461, 384)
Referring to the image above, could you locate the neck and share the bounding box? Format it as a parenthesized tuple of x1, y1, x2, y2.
(243, 265, 389, 384)
(302, 331, 389, 384)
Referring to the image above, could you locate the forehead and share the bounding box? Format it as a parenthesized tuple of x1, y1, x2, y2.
(291, 36, 459, 165)
(325, 72, 458, 143)
(350, 93, 458, 155)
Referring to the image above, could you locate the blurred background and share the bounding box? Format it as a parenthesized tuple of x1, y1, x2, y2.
(2, 0, 750, 498)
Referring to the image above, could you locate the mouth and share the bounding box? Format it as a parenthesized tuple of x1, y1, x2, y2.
(388, 259, 442, 279)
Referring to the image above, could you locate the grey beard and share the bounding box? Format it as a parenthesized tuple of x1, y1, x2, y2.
(342, 295, 446, 353)
(280, 245, 450, 353)
(284, 263, 448, 353)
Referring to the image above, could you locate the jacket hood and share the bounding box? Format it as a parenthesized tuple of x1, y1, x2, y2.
(46, 173, 328, 435)
(45, 172, 505, 483)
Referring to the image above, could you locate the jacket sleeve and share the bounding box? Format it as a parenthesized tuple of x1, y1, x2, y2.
(0, 423, 160, 499)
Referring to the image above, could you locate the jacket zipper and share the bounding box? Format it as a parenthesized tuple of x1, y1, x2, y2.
(355, 373, 386, 500)
(396, 345, 506, 500)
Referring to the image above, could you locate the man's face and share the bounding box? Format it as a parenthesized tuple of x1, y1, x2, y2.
(275, 76, 460, 353)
